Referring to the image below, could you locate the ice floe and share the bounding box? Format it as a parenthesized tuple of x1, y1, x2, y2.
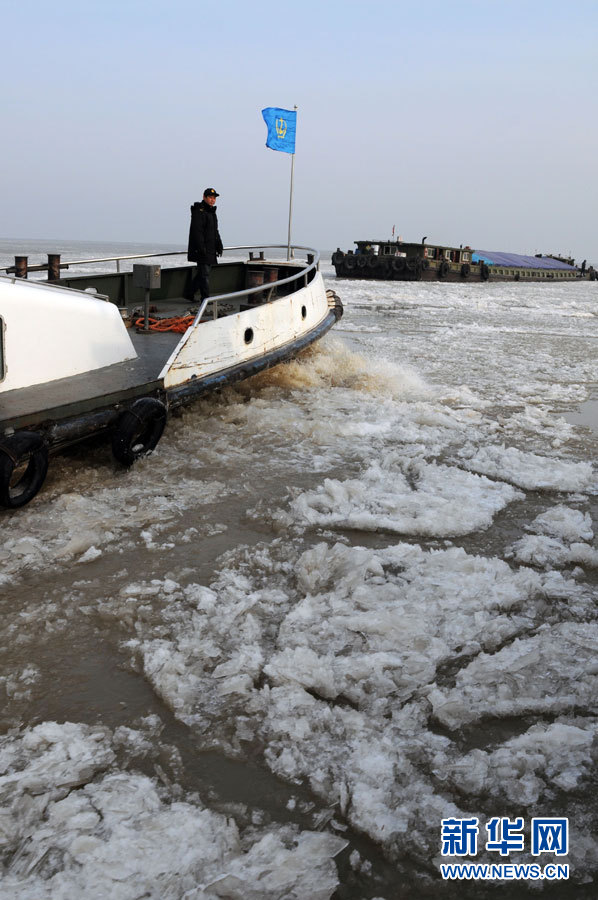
(429, 622, 598, 728)
(282, 459, 522, 537)
(437, 719, 598, 805)
(458, 443, 595, 492)
(509, 504, 598, 568)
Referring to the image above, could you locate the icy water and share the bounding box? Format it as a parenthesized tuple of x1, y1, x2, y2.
(1, 241, 597, 899)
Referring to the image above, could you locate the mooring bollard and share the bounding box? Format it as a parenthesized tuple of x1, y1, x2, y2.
(47, 254, 61, 281)
(14, 256, 28, 278)
(247, 269, 264, 304)
(263, 267, 278, 298)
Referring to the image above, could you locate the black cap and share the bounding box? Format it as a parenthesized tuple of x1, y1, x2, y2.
(203, 188, 219, 197)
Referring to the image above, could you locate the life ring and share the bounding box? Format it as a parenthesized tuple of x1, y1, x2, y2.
(438, 261, 450, 278)
(0, 431, 49, 508)
(481, 263, 490, 281)
(112, 397, 168, 466)
(461, 263, 471, 278)
(344, 255, 356, 270)
(391, 257, 405, 273)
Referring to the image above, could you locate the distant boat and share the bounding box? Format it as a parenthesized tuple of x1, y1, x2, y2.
(332, 238, 596, 283)
(0, 245, 343, 508)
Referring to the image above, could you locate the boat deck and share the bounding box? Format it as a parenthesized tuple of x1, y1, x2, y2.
(0, 328, 181, 431)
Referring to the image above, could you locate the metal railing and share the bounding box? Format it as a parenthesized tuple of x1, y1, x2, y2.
(0, 246, 319, 277)
(0, 250, 185, 276)
(193, 245, 320, 324)
(59, 251, 184, 272)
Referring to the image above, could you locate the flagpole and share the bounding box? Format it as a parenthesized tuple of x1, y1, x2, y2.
(287, 105, 297, 261)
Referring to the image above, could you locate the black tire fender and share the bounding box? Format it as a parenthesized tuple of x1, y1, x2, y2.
(461, 263, 471, 278)
(438, 261, 450, 278)
(112, 397, 168, 467)
(356, 255, 367, 268)
(344, 255, 356, 270)
(0, 431, 49, 508)
(391, 257, 405, 273)
(367, 255, 378, 268)
(481, 262, 490, 281)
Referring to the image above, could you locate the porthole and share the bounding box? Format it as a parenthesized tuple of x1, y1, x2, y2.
(301, 305, 307, 320)
(244, 328, 254, 344)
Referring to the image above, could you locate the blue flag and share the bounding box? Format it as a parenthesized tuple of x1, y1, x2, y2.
(261, 107, 296, 154)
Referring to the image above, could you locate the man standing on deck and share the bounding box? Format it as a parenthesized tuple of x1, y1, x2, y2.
(186, 188, 224, 301)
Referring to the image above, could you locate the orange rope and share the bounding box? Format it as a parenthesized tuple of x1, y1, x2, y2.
(134, 315, 196, 333)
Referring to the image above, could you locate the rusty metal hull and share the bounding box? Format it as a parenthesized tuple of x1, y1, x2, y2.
(333, 259, 587, 283)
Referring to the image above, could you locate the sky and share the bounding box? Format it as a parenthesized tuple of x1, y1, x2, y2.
(2, 0, 597, 262)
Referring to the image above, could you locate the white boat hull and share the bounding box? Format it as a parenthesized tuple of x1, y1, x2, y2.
(162, 272, 329, 388)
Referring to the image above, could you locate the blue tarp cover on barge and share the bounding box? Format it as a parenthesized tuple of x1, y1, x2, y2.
(472, 250, 576, 270)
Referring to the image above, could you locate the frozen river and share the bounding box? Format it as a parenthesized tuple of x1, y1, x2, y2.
(1, 243, 597, 898)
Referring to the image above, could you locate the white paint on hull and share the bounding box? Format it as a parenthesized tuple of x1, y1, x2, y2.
(162, 272, 330, 388)
(0, 277, 137, 394)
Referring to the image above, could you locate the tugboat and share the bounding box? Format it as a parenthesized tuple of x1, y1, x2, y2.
(332, 238, 593, 283)
(0, 245, 343, 508)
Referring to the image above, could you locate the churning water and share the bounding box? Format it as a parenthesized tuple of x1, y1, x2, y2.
(1, 240, 597, 898)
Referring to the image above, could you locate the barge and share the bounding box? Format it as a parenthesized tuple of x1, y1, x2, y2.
(0, 246, 342, 508)
(332, 238, 596, 283)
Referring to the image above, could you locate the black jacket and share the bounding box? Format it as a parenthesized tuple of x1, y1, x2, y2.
(187, 201, 223, 265)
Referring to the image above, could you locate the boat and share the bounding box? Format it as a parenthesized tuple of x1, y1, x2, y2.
(0, 245, 343, 508)
(332, 238, 596, 283)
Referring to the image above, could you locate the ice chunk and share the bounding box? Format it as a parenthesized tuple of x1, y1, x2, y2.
(429, 622, 598, 728)
(528, 505, 594, 542)
(287, 459, 522, 538)
(458, 444, 595, 492)
(510, 503, 598, 567)
(437, 720, 598, 806)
